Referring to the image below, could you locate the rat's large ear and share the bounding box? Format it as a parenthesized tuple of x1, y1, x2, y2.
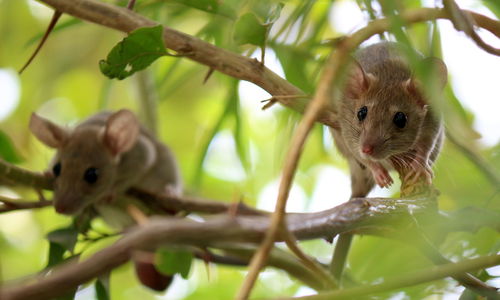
(422, 57, 448, 90)
(404, 57, 448, 108)
(103, 109, 140, 157)
(344, 59, 374, 99)
(29, 113, 69, 148)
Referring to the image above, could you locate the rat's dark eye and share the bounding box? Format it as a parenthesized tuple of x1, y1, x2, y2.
(83, 167, 99, 184)
(52, 162, 61, 177)
(357, 106, 368, 121)
(393, 112, 407, 128)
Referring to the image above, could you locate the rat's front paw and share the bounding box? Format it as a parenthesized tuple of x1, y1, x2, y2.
(368, 162, 393, 188)
(404, 159, 433, 185)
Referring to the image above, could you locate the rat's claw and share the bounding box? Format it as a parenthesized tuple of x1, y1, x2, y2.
(404, 161, 433, 185)
(370, 163, 393, 188)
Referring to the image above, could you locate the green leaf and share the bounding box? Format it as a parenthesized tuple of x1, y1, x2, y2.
(171, 0, 237, 19)
(99, 25, 167, 80)
(47, 227, 79, 252)
(233, 94, 249, 173)
(0, 131, 23, 163)
(95, 273, 110, 300)
(233, 13, 267, 47)
(482, 0, 500, 18)
(193, 91, 234, 186)
(45, 242, 78, 300)
(45, 226, 80, 270)
(266, 3, 284, 24)
(46, 242, 66, 268)
(55, 289, 77, 300)
(155, 248, 193, 279)
(273, 44, 315, 93)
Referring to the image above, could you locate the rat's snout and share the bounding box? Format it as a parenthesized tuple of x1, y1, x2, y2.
(54, 195, 83, 215)
(361, 145, 374, 155)
(359, 134, 386, 160)
(54, 203, 76, 215)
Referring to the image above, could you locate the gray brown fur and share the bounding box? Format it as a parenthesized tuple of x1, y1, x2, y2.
(331, 42, 446, 197)
(30, 110, 181, 226)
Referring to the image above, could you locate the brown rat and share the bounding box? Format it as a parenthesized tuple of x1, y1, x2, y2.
(30, 109, 182, 291)
(30, 109, 181, 220)
(330, 42, 447, 281)
(331, 42, 447, 197)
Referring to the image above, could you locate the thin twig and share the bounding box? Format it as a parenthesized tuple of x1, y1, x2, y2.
(279, 254, 500, 300)
(236, 41, 343, 298)
(126, 0, 136, 10)
(282, 229, 337, 288)
(443, 0, 500, 56)
(0, 196, 52, 213)
(403, 210, 499, 298)
(445, 131, 500, 188)
(239, 4, 414, 295)
(261, 95, 310, 110)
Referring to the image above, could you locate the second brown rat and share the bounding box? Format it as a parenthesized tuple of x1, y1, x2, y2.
(29, 109, 182, 291)
(331, 42, 447, 197)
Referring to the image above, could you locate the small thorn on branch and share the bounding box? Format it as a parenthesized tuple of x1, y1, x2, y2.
(126, 0, 136, 10)
(261, 95, 310, 110)
(19, 10, 62, 74)
(203, 68, 215, 84)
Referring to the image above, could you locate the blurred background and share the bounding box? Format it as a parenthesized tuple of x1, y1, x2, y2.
(0, 0, 499, 299)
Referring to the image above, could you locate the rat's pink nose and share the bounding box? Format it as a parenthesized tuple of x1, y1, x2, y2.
(362, 145, 374, 155)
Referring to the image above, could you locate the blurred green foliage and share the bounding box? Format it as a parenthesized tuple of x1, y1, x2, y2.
(0, 0, 499, 299)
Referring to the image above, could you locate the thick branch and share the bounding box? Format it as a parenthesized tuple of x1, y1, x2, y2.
(36, 0, 500, 127)
(0, 197, 435, 300)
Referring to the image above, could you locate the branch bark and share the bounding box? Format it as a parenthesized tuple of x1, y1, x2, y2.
(281, 254, 500, 300)
(0, 195, 52, 213)
(36, 0, 500, 127)
(444, 0, 500, 56)
(0, 196, 436, 300)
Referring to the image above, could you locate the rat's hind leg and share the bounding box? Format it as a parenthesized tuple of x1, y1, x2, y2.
(349, 159, 375, 197)
(331, 159, 375, 282)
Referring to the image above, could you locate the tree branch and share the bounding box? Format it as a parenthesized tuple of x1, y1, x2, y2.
(281, 254, 500, 300)
(2, 164, 498, 298)
(238, 25, 353, 300)
(444, 0, 500, 56)
(36, 0, 500, 127)
(445, 131, 500, 189)
(0, 195, 52, 213)
(0, 196, 436, 300)
(0, 159, 51, 189)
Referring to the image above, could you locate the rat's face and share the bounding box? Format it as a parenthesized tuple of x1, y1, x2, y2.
(339, 77, 428, 162)
(51, 129, 116, 215)
(30, 110, 140, 216)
